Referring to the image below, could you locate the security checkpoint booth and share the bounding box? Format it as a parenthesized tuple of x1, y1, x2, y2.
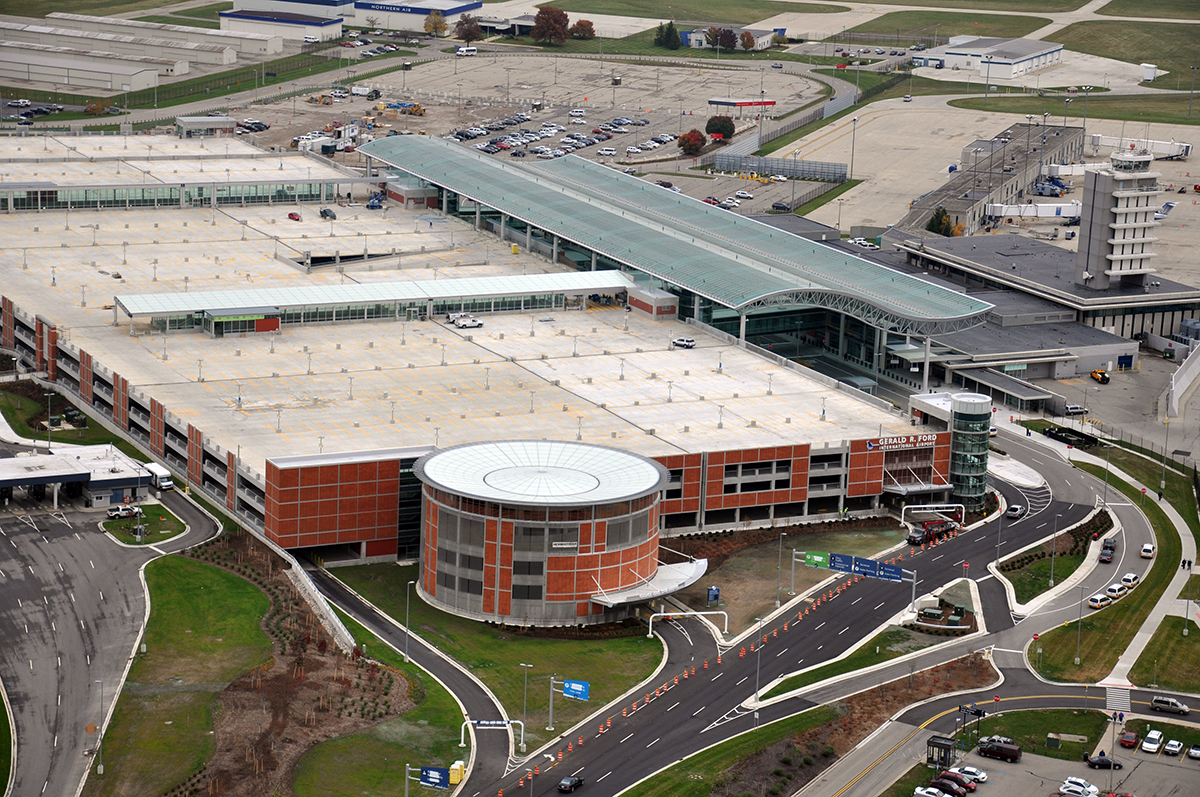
(0, 445, 151, 510)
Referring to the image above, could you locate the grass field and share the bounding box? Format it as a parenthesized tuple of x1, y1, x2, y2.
(761, 627, 940, 699)
(1128, 617, 1200, 691)
(333, 564, 662, 749)
(1052, 21, 1199, 89)
(0, 0, 169, 16)
(881, 763, 941, 797)
(1097, 0, 1200, 20)
(1006, 554, 1086, 605)
(1104, 448, 1200, 545)
(1181, 574, 1200, 599)
(620, 705, 841, 797)
(829, 0, 1086, 10)
(546, 0, 845, 25)
(979, 709, 1109, 761)
(83, 556, 273, 797)
(1032, 467, 1179, 683)
(849, 11, 1050, 40)
(793, 178, 860, 216)
(135, 15, 220, 29)
(103, 505, 187, 546)
(950, 93, 1200, 127)
(293, 608, 465, 796)
(0, 388, 147, 462)
(171, 2, 233, 20)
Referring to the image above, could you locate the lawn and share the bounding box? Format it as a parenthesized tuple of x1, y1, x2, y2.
(0, 0, 169, 15)
(881, 763, 943, 797)
(83, 556, 273, 797)
(793, 178, 860, 216)
(619, 705, 841, 797)
(1103, 448, 1199, 545)
(135, 15, 220, 29)
(1128, 617, 1200, 692)
(1032, 467, 1179, 683)
(849, 11, 1050, 41)
(1181, 574, 1200, 599)
(0, 386, 147, 462)
(1097, 0, 1200, 20)
(829, 0, 1086, 10)
(976, 709, 1110, 762)
(761, 627, 941, 699)
(170, 2, 233, 20)
(332, 564, 662, 749)
(103, 505, 187, 546)
(1005, 554, 1086, 605)
(950, 93, 1200, 127)
(1052, 21, 1199, 88)
(293, 608, 465, 796)
(546, 0, 845, 25)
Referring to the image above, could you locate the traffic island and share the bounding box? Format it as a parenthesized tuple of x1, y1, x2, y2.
(101, 505, 186, 546)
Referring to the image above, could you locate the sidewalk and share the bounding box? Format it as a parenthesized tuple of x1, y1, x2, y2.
(796, 721, 926, 797)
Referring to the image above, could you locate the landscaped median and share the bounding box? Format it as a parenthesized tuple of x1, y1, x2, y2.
(331, 564, 663, 749)
(102, 505, 186, 546)
(1031, 466, 1181, 683)
(995, 509, 1113, 606)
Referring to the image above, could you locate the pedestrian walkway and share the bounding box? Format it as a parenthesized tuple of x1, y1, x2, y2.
(796, 721, 926, 797)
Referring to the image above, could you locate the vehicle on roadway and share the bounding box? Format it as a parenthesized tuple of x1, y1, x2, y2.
(1141, 729, 1163, 753)
(1141, 543, 1156, 559)
(1061, 776, 1099, 795)
(557, 775, 584, 792)
(1099, 548, 1114, 563)
(1087, 593, 1111, 609)
(1105, 583, 1128, 600)
(1005, 504, 1026, 519)
(1150, 695, 1189, 714)
(1084, 754, 1122, 769)
(1120, 572, 1139, 589)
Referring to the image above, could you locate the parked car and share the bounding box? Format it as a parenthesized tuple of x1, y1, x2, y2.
(1061, 776, 1099, 796)
(771, 201, 790, 211)
(735, 190, 754, 199)
(1188, 743, 1200, 759)
(106, 505, 143, 519)
(1118, 731, 1139, 748)
(929, 780, 965, 797)
(1084, 754, 1122, 769)
(319, 208, 336, 220)
(1087, 594, 1111, 609)
(913, 789, 946, 797)
(1090, 368, 1110, 384)
(672, 337, 696, 349)
(287, 212, 302, 221)
(947, 766, 987, 783)
(1164, 739, 1183, 756)
(1064, 404, 1089, 415)
(976, 741, 1020, 762)
(935, 772, 976, 792)
(1141, 729, 1163, 753)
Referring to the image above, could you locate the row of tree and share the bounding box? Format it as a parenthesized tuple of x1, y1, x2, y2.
(676, 117, 736, 156)
(423, 8, 595, 46)
(652, 23, 759, 51)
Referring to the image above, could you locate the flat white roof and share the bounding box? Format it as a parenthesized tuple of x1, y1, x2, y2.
(415, 440, 667, 506)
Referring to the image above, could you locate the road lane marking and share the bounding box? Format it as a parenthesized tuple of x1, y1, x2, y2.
(975, 536, 987, 542)
(851, 597, 861, 605)
(953, 559, 964, 567)
(839, 627, 849, 635)
(647, 738, 660, 748)
(100, 591, 104, 602)
(736, 676, 748, 686)
(931, 555, 943, 562)
(874, 602, 885, 610)
(51, 622, 55, 633)
(69, 592, 74, 603)
(597, 772, 611, 782)
(58, 562, 64, 572)
(619, 733, 633, 743)
(817, 645, 823, 651)
(692, 706, 704, 716)
(815, 622, 826, 630)
(89, 560, 94, 569)
(776, 649, 787, 657)
(28, 566, 34, 575)
(1036, 522, 1047, 529)
(711, 673, 723, 681)
(571, 767, 584, 776)
(667, 701, 679, 712)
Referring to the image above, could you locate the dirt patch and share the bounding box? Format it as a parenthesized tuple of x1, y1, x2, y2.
(709, 654, 998, 797)
(167, 530, 416, 797)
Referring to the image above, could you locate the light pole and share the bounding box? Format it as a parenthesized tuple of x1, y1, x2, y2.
(1061, 99, 1072, 163)
(1049, 512, 1062, 588)
(754, 616, 765, 700)
(836, 197, 845, 231)
(404, 579, 415, 662)
(1189, 66, 1197, 120)
(1160, 418, 1170, 498)
(1081, 85, 1093, 147)
(849, 116, 859, 180)
(789, 149, 799, 207)
(519, 662, 533, 749)
(1038, 111, 1050, 179)
(775, 532, 787, 607)
(95, 678, 104, 774)
(994, 509, 1004, 564)
(983, 55, 993, 106)
(44, 392, 54, 453)
(1101, 443, 1112, 508)
(1074, 583, 1087, 664)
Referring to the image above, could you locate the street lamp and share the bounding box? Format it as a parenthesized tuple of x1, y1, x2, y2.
(1080, 85, 1093, 148)
(1061, 99, 1072, 163)
(44, 392, 54, 453)
(1160, 418, 1170, 499)
(95, 678, 105, 774)
(754, 616, 765, 699)
(404, 579, 416, 662)
(1189, 66, 1198, 120)
(1074, 583, 1088, 664)
(789, 149, 799, 207)
(519, 662, 533, 750)
(775, 532, 788, 607)
(983, 55, 993, 106)
(849, 116, 859, 180)
(1049, 513, 1062, 587)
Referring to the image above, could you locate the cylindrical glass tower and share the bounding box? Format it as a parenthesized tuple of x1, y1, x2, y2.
(949, 393, 991, 512)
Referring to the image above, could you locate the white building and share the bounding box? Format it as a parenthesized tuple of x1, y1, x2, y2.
(913, 36, 1063, 80)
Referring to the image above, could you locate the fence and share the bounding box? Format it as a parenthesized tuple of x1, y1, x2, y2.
(823, 92, 856, 119)
(1083, 418, 1197, 473)
(818, 31, 946, 50)
(713, 153, 846, 182)
(1167, 344, 1200, 418)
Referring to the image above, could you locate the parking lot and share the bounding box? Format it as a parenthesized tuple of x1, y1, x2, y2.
(952, 746, 1200, 797)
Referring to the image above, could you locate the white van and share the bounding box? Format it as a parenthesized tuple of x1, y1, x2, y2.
(144, 462, 175, 491)
(455, 46, 477, 57)
(597, 147, 616, 156)
(569, 108, 586, 117)
(303, 35, 320, 44)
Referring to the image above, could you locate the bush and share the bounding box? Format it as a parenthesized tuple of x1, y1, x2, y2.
(803, 755, 814, 765)
(822, 745, 835, 757)
(705, 115, 735, 141)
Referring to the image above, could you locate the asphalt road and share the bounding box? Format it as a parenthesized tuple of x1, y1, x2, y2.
(0, 481, 218, 797)
(308, 428, 1161, 797)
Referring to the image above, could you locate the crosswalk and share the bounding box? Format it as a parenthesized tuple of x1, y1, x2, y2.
(1106, 687, 1131, 713)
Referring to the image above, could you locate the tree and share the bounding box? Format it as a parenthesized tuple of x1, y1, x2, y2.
(424, 10, 447, 38)
(678, 129, 706, 156)
(704, 26, 721, 48)
(531, 6, 570, 45)
(364, 16, 380, 29)
(926, 206, 955, 237)
(705, 115, 735, 140)
(664, 21, 681, 50)
(739, 31, 756, 51)
(454, 13, 484, 45)
(653, 22, 665, 47)
(85, 101, 106, 116)
(718, 28, 738, 51)
(569, 19, 596, 40)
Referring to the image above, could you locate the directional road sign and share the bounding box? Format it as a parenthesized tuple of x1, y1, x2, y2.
(707, 586, 720, 602)
(563, 679, 590, 701)
(805, 551, 829, 569)
(420, 767, 450, 789)
(852, 557, 879, 577)
(829, 552, 853, 573)
(878, 562, 903, 582)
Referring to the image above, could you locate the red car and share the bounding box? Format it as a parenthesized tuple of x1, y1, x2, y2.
(936, 772, 976, 792)
(287, 212, 302, 221)
(1118, 731, 1139, 748)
